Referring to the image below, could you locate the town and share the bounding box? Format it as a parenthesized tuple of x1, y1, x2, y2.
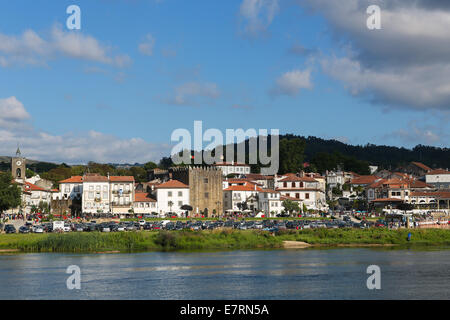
(1, 146, 449, 233)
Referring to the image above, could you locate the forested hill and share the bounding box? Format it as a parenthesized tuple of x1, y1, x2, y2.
(281, 134, 450, 170)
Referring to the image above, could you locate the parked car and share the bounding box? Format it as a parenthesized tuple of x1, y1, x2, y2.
(32, 225, 44, 233)
(19, 226, 30, 234)
(4, 225, 16, 234)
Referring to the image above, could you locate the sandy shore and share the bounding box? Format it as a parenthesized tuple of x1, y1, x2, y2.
(283, 241, 312, 248)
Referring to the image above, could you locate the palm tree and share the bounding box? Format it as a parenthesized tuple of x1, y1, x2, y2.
(168, 201, 174, 213)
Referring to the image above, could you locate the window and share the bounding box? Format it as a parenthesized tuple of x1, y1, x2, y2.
(204, 178, 209, 183)
(103, 192, 108, 199)
(96, 185, 100, 191)
(89, 192, 94, 200)
(103, 185, 108, 191)
(178, 201, 182, 206)
(168, 191, 172, 197)
(178, 191, 183, 197)
(89, 186, 94, 191)
(300, 182, 304, 188)
(305, 193, 309, 199)
(205, 192, 209, 199)
(295, 193, 300, 199)
(283, 182, 287, 188)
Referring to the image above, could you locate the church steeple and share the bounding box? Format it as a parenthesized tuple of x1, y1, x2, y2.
(16, 146, 21, 157)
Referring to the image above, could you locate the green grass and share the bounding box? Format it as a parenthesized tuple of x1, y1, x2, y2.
(276, 228, 450, 246)
(0, 228, 449, 253)
(121, 217, 333, 222)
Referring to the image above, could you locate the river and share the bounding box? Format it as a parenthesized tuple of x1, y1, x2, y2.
(0, 248, 449, 299)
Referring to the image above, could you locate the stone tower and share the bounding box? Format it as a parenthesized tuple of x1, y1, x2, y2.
(171, 166, 223, 217)
(11, 147, 26, 181)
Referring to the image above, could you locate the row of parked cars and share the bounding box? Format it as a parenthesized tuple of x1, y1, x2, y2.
(1, 218, 384, 234)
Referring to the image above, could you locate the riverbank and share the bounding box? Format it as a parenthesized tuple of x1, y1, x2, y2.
(1, 228, 450, 253)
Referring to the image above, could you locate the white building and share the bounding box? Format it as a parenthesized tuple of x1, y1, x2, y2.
(426, 169, 450, 189)
(223, 181, 261, 212)
(82, 174, 110, 214)
(258, 189, 282, 216)
(155, 179, 190, 216)
(213, 162, 250, 177)
(275, 174, 327, 210)
(22, 182, 52, 211)
(110, 176, 135, 215)
(55, 176, 83, 200)
(133, 192, 158, 215)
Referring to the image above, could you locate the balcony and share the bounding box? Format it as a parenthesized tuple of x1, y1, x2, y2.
(111, 202, 131, 207)
(112, 190, 131, 194)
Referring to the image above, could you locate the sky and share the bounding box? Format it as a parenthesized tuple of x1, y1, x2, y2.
(0, 0, 449, 164)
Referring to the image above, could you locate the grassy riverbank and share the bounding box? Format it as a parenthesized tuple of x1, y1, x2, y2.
(1, 229, 449, 253)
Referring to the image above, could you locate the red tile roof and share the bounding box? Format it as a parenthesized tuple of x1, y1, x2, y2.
(109, 176, 135, 182)
(156, 179, 189, 189)
(411, 191, 450, 199)
(224, 182, 262, 192)
(411, 162, 432, 172)
(279, 175, 318, 183)
(83, 174, 109, 182)
(134, 192, 156, 202)
(24, 182, 45, 192)
(60, 176, 83, 183)
(351, 175, 380, 185)
(427, 169, 450, 175)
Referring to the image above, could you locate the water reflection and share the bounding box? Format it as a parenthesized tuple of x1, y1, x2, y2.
(0, 248, 449, 300)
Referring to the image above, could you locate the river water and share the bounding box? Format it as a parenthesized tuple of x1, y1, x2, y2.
(0, 248, 449, 300)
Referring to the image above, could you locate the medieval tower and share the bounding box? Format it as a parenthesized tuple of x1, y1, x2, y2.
(11, 147, 26, 181)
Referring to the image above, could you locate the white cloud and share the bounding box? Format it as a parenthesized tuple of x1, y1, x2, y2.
(270, 69, 313, 96)
(0, 97, 30, 122)
(138, 33, 156, 56)
(0, 97, 170, 164)
(239, 0, 279, 36)
(299, 0, 450, 111)
(381, 121, 448, 147)
(321, 56, 450, 110)
(0, 25, 131, 68)
(167, 82, 220, 106)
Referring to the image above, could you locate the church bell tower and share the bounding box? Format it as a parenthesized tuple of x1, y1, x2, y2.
(11, 147, 26, 181)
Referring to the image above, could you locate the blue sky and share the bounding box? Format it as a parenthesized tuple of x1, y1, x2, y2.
(0, 0, 449, 163)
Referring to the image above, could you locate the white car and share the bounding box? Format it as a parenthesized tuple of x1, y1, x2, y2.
(63, 225, 71, 232)
(139, 220, 146, 226)
(32, 226, 44, 233)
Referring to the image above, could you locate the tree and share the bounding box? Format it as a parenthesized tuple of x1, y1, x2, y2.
(0, 173, 21, 214)
(279, 138, 306, 174)
(143, 161, 158, 171)
(129, 166, 148, 183)
(159, 157, 174, 170)
(26, 168, 36, 178)
(168, 201, 174, 213)
(282, 199, 300, 216)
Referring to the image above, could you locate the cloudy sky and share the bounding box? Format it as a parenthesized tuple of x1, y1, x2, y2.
(0, 0, 448, 164)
